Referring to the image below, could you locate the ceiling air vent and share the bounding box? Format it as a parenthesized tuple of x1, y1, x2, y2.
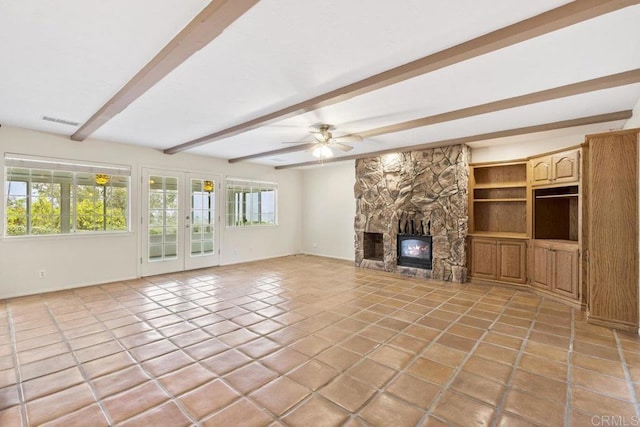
(42, 116, 80, 126)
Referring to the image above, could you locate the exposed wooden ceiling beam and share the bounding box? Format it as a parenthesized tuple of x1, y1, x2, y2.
(358, 69, 640, 139)
(233, 69, 640, 164)
(71, 0, 259, 142)
(273, 110, 632, 169)
(228, 143, 317, 163)
(165, 0, 640, 154)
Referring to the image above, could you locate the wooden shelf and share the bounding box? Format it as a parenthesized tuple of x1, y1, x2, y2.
(469, 231, 529, 239)
(474, 198, 526, 203)
(532, 238, 578, 245)
(535, 194, 578, 199)
(473, 183, 526, 190)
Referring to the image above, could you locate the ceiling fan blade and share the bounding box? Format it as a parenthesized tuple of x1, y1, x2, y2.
(331, 142, 353, 152)
(282, 139, 315, 144)
(333, 134, 363, 143)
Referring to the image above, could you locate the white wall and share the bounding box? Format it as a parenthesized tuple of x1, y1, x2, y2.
(0, 126, 302, 299)
(301, 162, 356, 261)
(624, 97, 640, 130)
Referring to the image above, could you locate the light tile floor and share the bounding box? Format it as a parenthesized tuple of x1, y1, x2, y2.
(1, 255, 639, 426)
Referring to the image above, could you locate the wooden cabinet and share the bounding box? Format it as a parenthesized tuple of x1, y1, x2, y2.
(469, 237, 526, 284)
(470, 238, 497, 280)
(530, 240, 579, 300)
(469, 162, 528, 237)
(530, 149, 580, 186)
(497, 240, 527, 284)
(586, 129, 639, 332)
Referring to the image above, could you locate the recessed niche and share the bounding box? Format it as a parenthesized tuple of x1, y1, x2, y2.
(363, 232, 384, 261)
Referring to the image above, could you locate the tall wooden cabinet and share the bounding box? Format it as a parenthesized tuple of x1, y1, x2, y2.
(529, 148, 582, 306)
(585, 129, 639, 332)
(468, 162, 528, 286)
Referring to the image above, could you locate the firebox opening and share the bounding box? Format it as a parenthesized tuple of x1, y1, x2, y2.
(363, 232, 384, 261)
(397, 234, 432, 269)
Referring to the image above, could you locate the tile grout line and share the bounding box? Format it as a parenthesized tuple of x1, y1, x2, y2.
(488, 293, 545, 427)
(350, 283, 508, 425)
(42, 301, 115, 426)
(63, 285, 202, 427)
(5, 300, 29, 427)
(414, 286, 507, 426)
(348, 283, 486, 424)
(246, 278, 467, 425)
(272, 280, 465, 425)
(613, 330, 640, 417)
(564, 305, 576, 426)
(123, 274, 300, 425)
(124, 276, 268, 425)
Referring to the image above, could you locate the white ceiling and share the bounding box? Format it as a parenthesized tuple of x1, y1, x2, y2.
(1, 1, 639, 168)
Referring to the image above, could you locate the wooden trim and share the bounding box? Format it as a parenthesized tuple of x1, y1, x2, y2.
(470, 160, 529, 167)
(164, 0, 640, 154)
(71, 0, 259, 141)
(228, 143, 317, 163)
(587, 315, 639, 332)
(274, 110, 632, 169)
(585, 127, 640, 139)
(526, 144, 584, 159)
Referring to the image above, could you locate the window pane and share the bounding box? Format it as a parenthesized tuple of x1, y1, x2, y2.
(149, 244, 163, 260)
(226, 180, 277, 227)
(149, 210, 163, 226)
(164, 243, 177, 259)
(4, 159, 129, 237)
(191, 241, 202, 255)
(165, 210, 178, 226)
(165, 227, 177, 243)
(149, 227, 163, 244)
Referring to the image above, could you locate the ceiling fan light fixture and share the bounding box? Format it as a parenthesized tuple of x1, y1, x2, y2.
(312, 144, 333, 159)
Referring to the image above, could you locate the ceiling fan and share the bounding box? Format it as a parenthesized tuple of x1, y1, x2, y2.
(285, 124, 363, 159)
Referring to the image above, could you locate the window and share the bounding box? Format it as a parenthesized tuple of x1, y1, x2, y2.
(226, 178, 277, 227)
(4, 154, 130, 236)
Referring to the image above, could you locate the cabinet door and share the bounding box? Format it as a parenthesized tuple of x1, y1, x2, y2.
(470, 238, 497, 279)
(531, 244, 552, 290)
(530, 156, 552, 186)
(551, 150, 580, 184)
(552, 247, 579, 299)
(497, 240, 526, 283)
(589, 131, 639, 329)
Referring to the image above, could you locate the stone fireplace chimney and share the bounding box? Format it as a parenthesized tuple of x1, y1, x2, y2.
(354, 145, 469, 282)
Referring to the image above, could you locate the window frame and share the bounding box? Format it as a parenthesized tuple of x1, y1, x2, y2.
(4, 153, 131, 238)
(225, 177, 278, 228)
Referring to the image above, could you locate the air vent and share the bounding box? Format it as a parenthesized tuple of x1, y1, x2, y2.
(269, 158, 285, 163)
(42, 116, 80, 126)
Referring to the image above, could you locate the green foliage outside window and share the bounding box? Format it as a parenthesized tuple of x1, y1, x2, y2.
(5, 167, 129, 236)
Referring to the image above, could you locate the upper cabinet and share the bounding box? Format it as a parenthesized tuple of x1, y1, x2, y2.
(530, 149, 580, 186)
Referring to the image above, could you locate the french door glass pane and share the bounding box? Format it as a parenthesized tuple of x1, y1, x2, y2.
(190, 179, 215, 256)
(148, 175, 179, 262)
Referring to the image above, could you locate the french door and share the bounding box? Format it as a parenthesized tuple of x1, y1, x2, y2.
(141, 168, 220, 276)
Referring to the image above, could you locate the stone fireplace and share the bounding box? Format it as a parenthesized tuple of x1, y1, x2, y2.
(354, 145, 469, 282)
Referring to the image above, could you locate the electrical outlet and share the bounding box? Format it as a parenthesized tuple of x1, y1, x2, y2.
(38, 270, 47, 278)
(311, 242, 318, 248)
